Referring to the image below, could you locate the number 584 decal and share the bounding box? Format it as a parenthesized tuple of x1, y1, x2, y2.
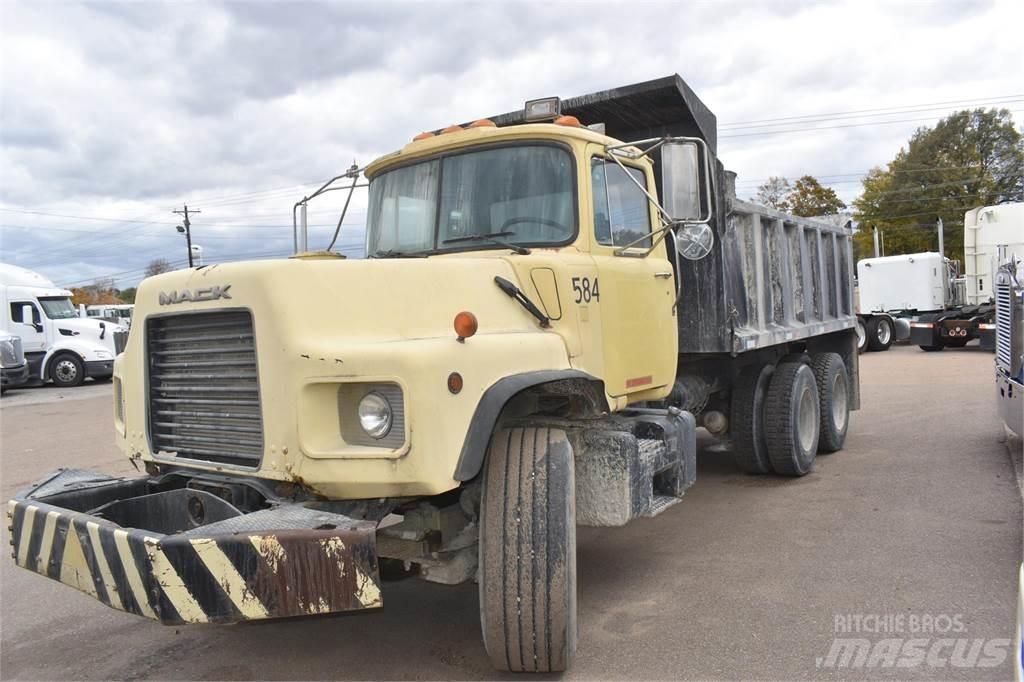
(571, 277, 600, 303)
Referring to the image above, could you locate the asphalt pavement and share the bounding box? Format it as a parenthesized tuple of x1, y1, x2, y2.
(1, 344, 1020, 680)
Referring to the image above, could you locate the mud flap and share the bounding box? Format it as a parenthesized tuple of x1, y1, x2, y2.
(7, 469, 382, 625)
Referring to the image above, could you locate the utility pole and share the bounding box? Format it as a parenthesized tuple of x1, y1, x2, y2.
(172, 204, 201, 267)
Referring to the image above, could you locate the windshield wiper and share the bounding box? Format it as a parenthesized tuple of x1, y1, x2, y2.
(442, 231, 530, 255)
(370, 249, 430, 259)
(494, 276, 550, 328)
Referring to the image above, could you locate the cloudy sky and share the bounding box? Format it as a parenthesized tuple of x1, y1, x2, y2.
(1, 0, 1022, 289)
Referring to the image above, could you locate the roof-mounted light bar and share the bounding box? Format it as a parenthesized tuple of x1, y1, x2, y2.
(524, 96, 561, 122)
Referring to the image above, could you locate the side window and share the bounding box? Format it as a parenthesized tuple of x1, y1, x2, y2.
(10, 302, 40, 324)
(591, 159, 652, 248)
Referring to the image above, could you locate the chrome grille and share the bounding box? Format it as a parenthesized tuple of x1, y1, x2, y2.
(114, 329, 128, 354)
(995, 279, 1011, 369)
(147, 310, 263, 467)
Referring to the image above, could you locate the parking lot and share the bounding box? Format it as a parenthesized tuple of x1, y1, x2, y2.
(1, 344, 1020, 680)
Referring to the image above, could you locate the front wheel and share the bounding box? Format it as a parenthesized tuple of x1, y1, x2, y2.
(49, 353, 85, 387)
(479, 427, 576, 673)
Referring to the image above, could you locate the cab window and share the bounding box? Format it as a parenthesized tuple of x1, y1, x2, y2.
(591, 159, 652, 248)
(10, 302, 41, 324)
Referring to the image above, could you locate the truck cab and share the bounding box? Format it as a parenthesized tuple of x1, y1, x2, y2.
(0, 264, 128, 386)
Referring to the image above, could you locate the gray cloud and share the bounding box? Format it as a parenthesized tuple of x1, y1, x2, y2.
(1, 0, 1021, 287)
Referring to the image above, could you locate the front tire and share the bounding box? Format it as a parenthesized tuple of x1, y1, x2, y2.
(810, 353, 849, 453)
(764, 362, 820, 476)
(479, 427, 576, 673)
(49, 353, 85, 387)
(866, 316, 893, 351)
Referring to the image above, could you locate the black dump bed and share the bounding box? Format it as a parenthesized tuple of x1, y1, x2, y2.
(490, 75, 856, 355)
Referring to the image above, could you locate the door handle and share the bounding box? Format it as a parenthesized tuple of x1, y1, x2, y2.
(654, 272, 673, 279)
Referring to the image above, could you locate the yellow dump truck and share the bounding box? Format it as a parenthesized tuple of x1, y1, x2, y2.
(7, 75, 859, 672)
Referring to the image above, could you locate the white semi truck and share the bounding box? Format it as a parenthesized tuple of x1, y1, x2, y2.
(856, 202, 1023, 352)
(994, 246, 1023, 437)
(0, 264, 129, 386)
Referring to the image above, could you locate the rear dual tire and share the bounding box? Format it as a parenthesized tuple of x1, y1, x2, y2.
(479, 427, 576, 673)
(764, 361, 820, 476)
(866, 316, 893, 352)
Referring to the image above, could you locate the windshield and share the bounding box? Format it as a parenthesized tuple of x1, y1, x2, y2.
(366, 144, 576, 256)
(38, 296, 77, 320)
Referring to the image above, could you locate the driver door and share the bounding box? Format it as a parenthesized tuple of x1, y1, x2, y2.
(9, 301, 46, 352)
(588, 151, 678, 398)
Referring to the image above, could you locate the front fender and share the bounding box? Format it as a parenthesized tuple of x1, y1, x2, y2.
(41, 341, 113, 378)
(453, 369, 602, 481)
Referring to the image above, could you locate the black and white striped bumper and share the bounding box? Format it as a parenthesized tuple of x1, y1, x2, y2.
(7, 470, 383, 625)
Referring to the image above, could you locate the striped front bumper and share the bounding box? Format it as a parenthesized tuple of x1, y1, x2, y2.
(7, 471, 383, 625)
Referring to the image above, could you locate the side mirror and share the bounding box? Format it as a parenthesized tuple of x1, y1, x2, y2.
(662, 140, 715, 261)
(19, 304, 42, 332)
(661, 141, 706, 222)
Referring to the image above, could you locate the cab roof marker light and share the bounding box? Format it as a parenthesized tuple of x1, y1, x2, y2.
(554, 115, 581, 128)
(468, 119, 496, 128)
(413, 131, 435, 141)
(441, 125, 463, 134)
(524, 97, 560, 122)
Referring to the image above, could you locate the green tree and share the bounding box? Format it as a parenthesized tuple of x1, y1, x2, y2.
(119, 287, 137, 304)
(785, 175, 847, 217)
(853, 108, 1024, 260)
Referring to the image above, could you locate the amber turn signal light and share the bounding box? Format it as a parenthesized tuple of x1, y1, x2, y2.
(447, 372, 464, 394)
(454, 311, 478, 341)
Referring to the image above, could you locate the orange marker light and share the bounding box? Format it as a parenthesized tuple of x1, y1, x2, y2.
(468, 119, 496, 128)
(554, 115, 581, 127)
(454, 311, 478, 341)
(447, 372, 464, 394)
(413, 131, 435, 141)
(441, 124, 463, 134)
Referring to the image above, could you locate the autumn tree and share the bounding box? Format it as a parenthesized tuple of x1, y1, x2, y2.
(853, 108, 1024, 260)
(71, 278, 122, 306)
(118, 287, 137, 304)
(145, 258, 173, 278)
(785, 175, 847, 217)
(754, 176, 790, 209)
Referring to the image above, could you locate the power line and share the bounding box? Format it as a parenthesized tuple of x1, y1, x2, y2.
(720, 110, 1024, 139)
(719, 95, 1024, 128)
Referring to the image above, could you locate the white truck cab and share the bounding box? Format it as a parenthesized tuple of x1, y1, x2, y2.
(0, 264, 128, 387)
(80, 303, 134, 328)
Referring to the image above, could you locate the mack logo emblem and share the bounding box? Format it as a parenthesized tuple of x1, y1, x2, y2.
(159, 285, 232, 305)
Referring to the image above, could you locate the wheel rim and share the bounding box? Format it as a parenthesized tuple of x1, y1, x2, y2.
(856, 321, 866, 348)
(877, 320, 892, 345)
(831, 371, 848, 431)
(55, 360, 77, 383)
(797, 385, 817, 452)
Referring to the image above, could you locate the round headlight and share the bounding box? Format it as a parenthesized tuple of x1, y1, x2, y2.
(358, 392, 393, 439)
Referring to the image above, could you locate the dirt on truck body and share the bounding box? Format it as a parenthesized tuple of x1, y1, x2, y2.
(7, 73, 859, 673)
